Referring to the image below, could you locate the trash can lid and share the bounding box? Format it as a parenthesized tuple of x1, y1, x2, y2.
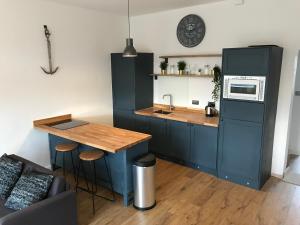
(134, 153, 156, 167)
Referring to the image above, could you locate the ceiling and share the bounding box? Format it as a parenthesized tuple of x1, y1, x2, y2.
(42, 0, 225, 16)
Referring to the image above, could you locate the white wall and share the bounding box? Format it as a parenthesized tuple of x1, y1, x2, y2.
(289, 52, 300, 155)
(0, 0, 126, 167)
(132, 0, 300, 176)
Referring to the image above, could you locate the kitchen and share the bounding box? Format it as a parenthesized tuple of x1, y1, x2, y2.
(1, 0, 300, 225)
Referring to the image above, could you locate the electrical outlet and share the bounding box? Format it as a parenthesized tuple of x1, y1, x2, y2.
(192, 100, 199, 105)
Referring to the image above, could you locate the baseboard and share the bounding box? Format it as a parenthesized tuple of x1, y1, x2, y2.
(271, 173, 283, 179)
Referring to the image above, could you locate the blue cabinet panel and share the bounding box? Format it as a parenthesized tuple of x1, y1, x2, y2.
(218, 119, 262, 188)
(223, 48, 270, 75)
(111, 53, 153, 111)
(222, 100, 265, 123)
(134, 114, 150, 134)
(168, 120, 190, 162)
(149, 117, 168, 156)
(111, 55, 135, 110)
(113, 109, 136, 131)
(190, 124, 218, 173)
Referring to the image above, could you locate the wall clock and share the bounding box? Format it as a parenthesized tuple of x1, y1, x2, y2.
(177, 14, 206, 48)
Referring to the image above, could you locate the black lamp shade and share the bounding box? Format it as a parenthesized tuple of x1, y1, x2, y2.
(123, 38, 137, 57)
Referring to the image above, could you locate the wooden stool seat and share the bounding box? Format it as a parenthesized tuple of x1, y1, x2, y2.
(79, 150, 104, 161)
(55, 143, 79, 152)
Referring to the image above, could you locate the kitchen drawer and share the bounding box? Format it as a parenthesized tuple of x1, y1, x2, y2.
(221, 100, 265, 123)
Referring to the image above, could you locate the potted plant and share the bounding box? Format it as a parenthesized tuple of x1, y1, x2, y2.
(160, 61, 168, 75)
(177, 61, 186, 75)
(212, 65, 221, 102)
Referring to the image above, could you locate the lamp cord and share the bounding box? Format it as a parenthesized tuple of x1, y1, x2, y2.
(128, 0, 131, 38)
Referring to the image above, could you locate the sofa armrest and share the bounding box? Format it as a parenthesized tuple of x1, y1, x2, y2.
(0, 191, 78, 225)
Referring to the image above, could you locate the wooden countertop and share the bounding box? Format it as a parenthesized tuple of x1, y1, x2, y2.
(135, 104, 219, 127)
(33, 114, 152, 153)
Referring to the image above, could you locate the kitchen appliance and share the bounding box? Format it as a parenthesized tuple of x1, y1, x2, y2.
(205, 102, 217, 117)
(223, 75, 266, 102)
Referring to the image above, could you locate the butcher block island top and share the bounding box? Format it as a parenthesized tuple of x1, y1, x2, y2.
(135, 104, 219, 127)
(33, 114, 151, 153)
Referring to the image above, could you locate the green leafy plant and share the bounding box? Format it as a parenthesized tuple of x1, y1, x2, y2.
(160, 61, 168, 70)
(212, 66, 221, 102)
(177, 61, 187, 71)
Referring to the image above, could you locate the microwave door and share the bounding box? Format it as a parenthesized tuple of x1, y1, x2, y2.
(228, 79, 260, 101)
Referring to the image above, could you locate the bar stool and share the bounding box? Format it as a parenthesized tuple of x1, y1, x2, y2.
(53, 143, 78, 182)
(75, 149, 115, 215)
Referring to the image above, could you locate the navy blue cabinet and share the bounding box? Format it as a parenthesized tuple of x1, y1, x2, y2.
(149, 117, 168, 156)
(113, 109, 136, 131)
(168, 120, 190, 162)
(218, 119, 263, 188)
(219, 46, 283, 189)
(147, 116, 218, 175)
(222, 48, 270, 75)
(134, 114, 150, 134)
(190, 124, 218, 174)
(111, 53, 153, 130)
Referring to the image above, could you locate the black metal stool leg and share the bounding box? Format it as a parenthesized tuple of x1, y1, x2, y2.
(81, 160, 90, 191)
(93, 161, 98, 193)
(75, 159, 81, 193)
(70, 151, 76, 182)
(53, 150, 58, 171)
(63, 152, 66, 177)
(91, 161, 96, 215)
(104, 156, 115, 201)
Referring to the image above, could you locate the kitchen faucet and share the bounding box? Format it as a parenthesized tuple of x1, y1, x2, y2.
(163, 94, 175, 111)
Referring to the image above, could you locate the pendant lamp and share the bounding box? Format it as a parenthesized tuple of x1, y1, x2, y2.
(123, 0, 137, 57)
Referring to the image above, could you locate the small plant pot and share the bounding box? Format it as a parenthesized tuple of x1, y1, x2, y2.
(161, 70, 167, 75)
(179, 70, 184, 75)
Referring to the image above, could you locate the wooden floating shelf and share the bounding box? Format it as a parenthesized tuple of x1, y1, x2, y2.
(150, 73, 213, 78)
(159, 54, 222, 59)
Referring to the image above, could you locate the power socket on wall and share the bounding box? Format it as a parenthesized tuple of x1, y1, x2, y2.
(192, 100, 199, 105)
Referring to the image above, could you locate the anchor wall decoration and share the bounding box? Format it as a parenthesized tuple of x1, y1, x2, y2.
(41, 25, 59, 75)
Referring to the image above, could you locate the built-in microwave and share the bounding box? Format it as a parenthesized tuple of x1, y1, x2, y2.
(223, 75, 266, 102)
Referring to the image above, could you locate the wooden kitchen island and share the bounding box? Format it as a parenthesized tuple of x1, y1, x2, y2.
(33, 114, 151, 206)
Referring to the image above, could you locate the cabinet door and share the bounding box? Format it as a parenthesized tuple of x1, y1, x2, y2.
(190, 124, 218, 172)
(113, 109, 136, 131)
(134, 115, 150, 134)
(149, 117, 168, 155)
(223, 48, 269, 75)
(111, 54, 135, 110)
(218, 119, 262, 188)
(168, 120, 190, 162)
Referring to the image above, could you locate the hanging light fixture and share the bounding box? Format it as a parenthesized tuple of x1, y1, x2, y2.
(123, 0, 137, 57)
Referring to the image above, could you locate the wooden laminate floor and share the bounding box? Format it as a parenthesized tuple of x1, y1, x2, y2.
(76, 159, 300, 225)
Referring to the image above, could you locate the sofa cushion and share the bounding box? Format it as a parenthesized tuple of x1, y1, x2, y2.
(4, 172, 54, 210)
(0, 199, 14, 218)
(8, 155, 67, 198)
(0, 154, 23, 200)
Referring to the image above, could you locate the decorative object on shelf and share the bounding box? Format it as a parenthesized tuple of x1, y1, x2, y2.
(177, 61, 187, 75)
(41, 25, 59, 75)
(170, 65, 176, 74)
(177, 14, 206, 48)
(204, 64, 211, 75)
(212, 66, 221, 102)
(123, 0, 137, 57)
(160, 61, 168, 75)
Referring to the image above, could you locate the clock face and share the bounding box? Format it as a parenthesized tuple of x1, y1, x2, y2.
(177, 14, 206, 48)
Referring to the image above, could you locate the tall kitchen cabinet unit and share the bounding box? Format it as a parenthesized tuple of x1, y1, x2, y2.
(111, 53, 154, 130)
(218, 46, 283, 189)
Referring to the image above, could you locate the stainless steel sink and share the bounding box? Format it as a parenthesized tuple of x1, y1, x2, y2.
(154, 110, 172, 115)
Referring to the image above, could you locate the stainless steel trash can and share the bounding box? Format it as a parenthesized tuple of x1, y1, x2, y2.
(133, 153, 156, 210)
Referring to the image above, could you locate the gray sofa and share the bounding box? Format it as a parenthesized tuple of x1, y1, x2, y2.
(0, 155, 78, 225)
